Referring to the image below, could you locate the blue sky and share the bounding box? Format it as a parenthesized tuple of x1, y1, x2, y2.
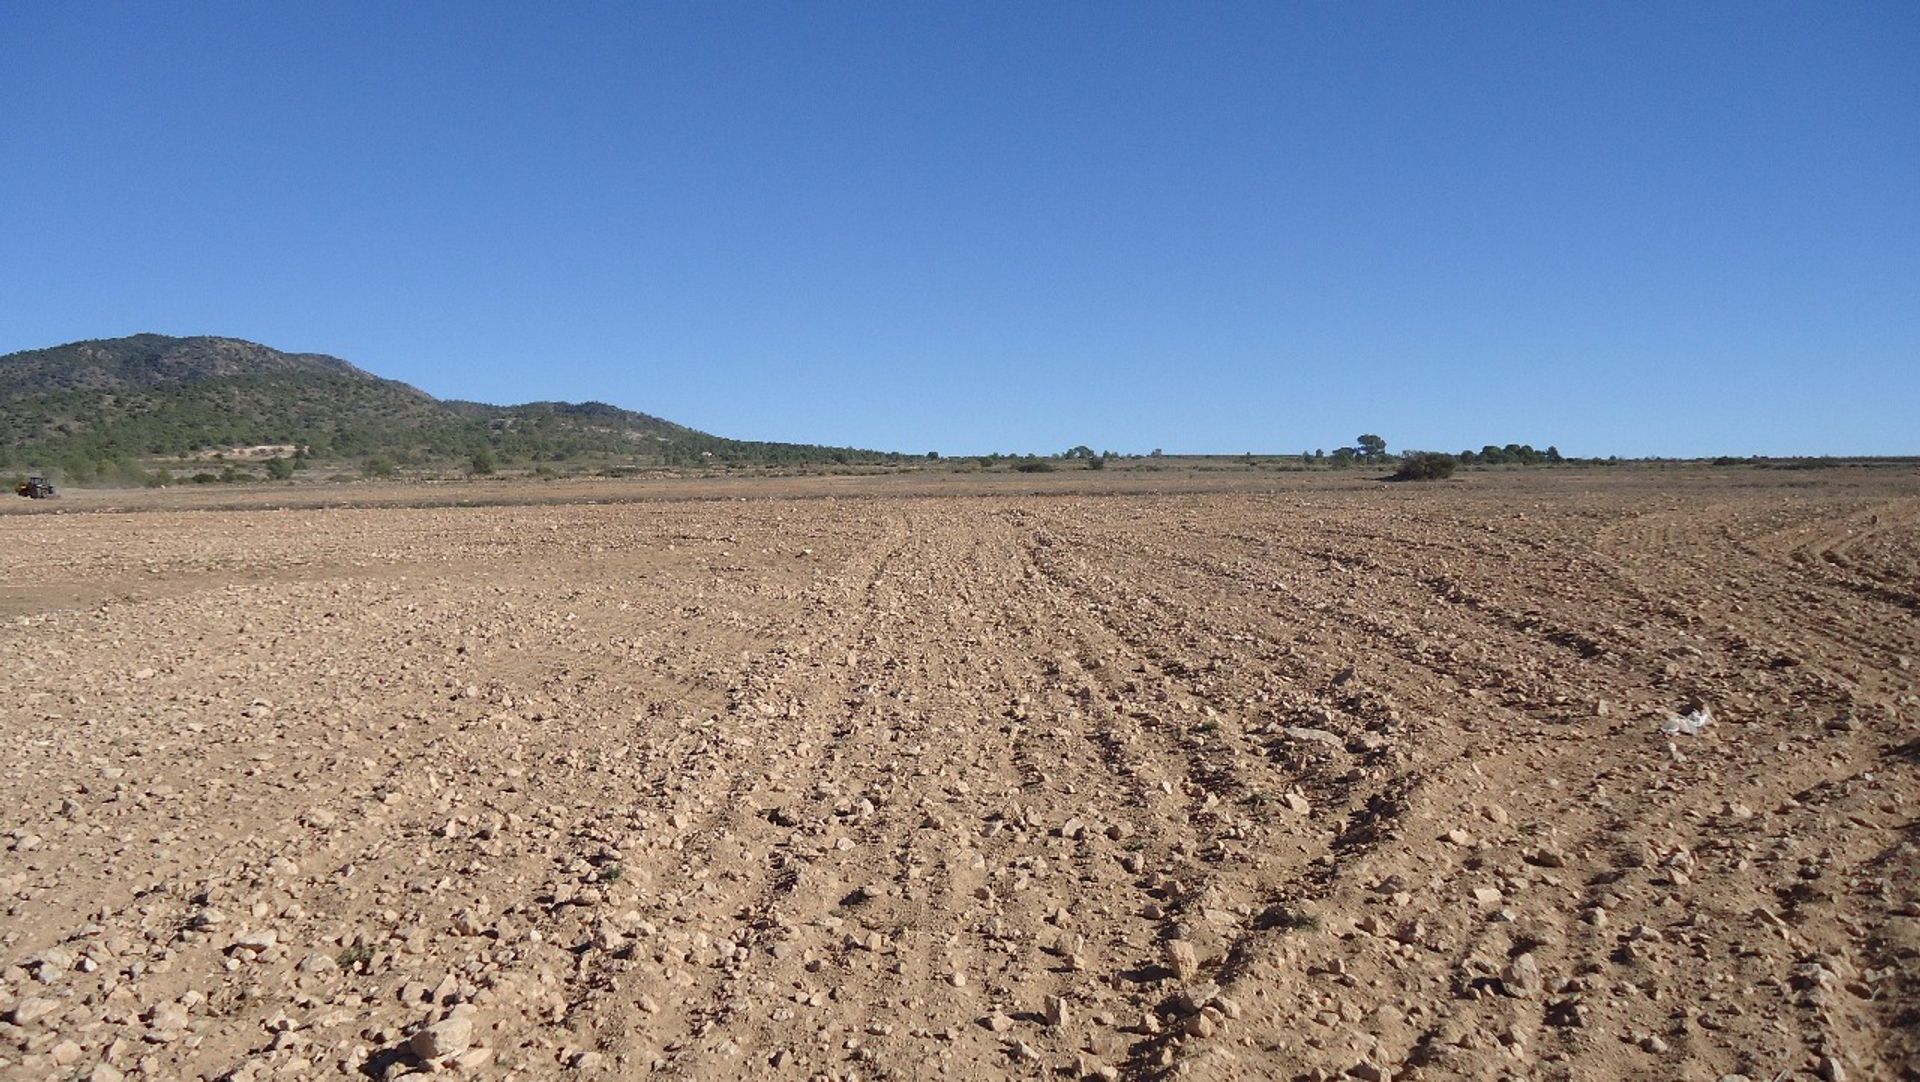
(3, 2, 1914, 456)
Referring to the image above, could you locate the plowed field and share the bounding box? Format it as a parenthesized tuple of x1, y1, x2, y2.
(3, 468, 1916, 1081)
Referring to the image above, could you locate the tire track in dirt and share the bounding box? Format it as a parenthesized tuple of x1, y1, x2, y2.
(1008, 504, 1436, 1077)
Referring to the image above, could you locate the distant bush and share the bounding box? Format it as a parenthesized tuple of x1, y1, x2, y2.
(1015, 460, 1055, 473)
(1456, 443, 1561, 466)
(1086, 455, 1106, 470)
(363, 456, 396, 478)
(1389, 452, 1457, 482)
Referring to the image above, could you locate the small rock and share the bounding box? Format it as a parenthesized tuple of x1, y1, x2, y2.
(1078, 1055, 1119, 1081)
(408, 1015, 473, 1061)
(147, 1002, 189, 1037)
(49, 1039, 84, 1066)
(1176, 982, 1220, 1014)
(1500, 953, 1544, 998)
(1284, 727, 1345, 749)
(8, 996, 60, 1025)
(231, 929, 277, 953)
(1523, 847, 1567, 869)
(1545, 998, 1587, 1028)
(1163, 939, 1200, 981)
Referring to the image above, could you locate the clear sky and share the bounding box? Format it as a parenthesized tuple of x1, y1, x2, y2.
(3, 2, 1915, 457)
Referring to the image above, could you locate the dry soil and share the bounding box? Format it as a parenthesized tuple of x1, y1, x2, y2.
(1, 468, 1916, 1081)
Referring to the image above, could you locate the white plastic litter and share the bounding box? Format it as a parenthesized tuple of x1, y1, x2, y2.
(1660, 705, 1713, 736)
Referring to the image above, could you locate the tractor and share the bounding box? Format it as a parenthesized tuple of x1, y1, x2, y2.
(15, 476, 57, 499)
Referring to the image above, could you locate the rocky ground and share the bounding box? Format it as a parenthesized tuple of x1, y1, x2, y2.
(1, 468, 1915, 1081)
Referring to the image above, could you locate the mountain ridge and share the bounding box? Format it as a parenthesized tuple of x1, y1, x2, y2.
(0, 334, 898, 477)
(3, 333, 400, 392)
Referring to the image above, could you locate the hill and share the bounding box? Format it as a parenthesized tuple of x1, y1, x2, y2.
(0, 335, 902, 481)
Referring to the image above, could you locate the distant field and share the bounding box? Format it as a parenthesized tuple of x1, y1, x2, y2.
(9, 458, 1916, 518)
(2, 467, 1915, 1080)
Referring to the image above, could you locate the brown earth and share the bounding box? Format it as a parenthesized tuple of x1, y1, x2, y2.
(1, 468, 1916, 1081)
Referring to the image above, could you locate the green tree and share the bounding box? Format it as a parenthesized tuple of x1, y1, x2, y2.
(469, 448, 497, 475)
(1357, 434, 1387, 460)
